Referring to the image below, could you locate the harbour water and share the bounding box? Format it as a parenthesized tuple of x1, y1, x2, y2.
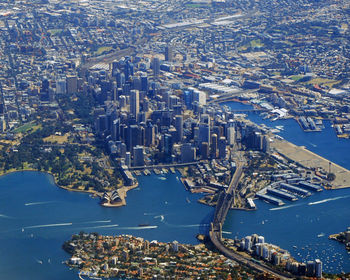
(223, 101, 350, 273)
(0, 171, 212, 280)
(0, 101, 349, 278)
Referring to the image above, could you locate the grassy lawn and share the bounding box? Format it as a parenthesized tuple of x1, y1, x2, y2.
(43, 134, 70, 144)
(289, 75, 304, 81)
(95, 46, 113, 56)
(13, 122, 41, 134)
(306, 78, 341, 88)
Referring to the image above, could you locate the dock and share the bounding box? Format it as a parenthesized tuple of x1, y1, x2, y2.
(279, 183, 311, 196)
(266, 187, 298, 201)
(256, 193, 285, 206)
(298, 181, 323, 192)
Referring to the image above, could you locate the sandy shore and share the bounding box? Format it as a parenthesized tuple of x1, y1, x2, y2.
(271, 138, 350, 189)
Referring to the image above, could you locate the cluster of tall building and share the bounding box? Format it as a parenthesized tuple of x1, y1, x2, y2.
(46, 52, 271, 169)
(239, 234, 322, 278)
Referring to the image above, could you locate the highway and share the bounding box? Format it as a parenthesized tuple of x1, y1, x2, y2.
(209, 161, 294, 279)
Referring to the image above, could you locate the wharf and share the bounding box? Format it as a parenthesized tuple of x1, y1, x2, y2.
(271, 138, 350, 189)
(256, 193, 285, 206)
(267, 187, 298, 201)
(279, 183, 311, 196)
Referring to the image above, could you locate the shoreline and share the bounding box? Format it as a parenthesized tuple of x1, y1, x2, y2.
(0, 168, 138, 207)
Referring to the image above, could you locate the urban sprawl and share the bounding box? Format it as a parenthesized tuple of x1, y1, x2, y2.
(0, 0, 350, 278)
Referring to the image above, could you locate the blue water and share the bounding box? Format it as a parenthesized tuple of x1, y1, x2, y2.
(223, 101, 350, 273)
(0, 101, 349, 278)
(0, 171, 212, 280)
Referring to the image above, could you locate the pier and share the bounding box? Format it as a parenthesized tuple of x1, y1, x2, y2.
(266, 187, 298, 201)
(256, 192, 285, 206)
(279, 183, 311, 196)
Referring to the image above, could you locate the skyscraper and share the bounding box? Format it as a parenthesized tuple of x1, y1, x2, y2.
(66, 75, 78, 94)
(211, 133, 217, 158)
(218, 136, 226, 158)
(175, 115, 183, 142)
(165, 44, 173, 62)
(152, 57, 160, 78)
(227, 126, 236, 146)
(130, 90, 139, 118)
(133, 145, 144, 167)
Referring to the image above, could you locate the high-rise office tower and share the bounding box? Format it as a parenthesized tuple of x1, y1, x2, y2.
(227, 126, 235, 146)
(152, 57, 160, 77)
(175, 115, 183, 142)
(66, 75, 78, 94)
(211, 133, 217, 158)
(141, 75, 148, 92)
(133, 145, 144, 167)
(218, 136, 226, 158)
(165, 45, 173, 62)
(130, 90, 139, 119)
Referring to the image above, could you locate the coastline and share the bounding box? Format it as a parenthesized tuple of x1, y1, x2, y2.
(0, 168, 139, 207)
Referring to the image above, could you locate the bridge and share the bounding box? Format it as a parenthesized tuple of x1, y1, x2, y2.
(209, 160, 293, 279)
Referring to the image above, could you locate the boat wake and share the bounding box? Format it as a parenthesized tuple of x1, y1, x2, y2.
(308, 142, 317, 147)
(117, 226, 158, 230)
(317, 233, 325, 238)
(25, 201, 56, 206)
(222, 231, 232, 234)
(86, 224, 119, 229)
(35, 258, 43, 265)
(0, 214, 11, 219)
(154, 215, 165, 222)
(80, 220, 111, 224)
(144, 212, 157, 216)
(164, 223, 209, 228)
(308, 195, 350, 206)
(24, 222, 72, 229)
(270, 203, 303, 211)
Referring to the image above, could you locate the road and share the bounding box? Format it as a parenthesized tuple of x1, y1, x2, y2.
(127, 161, 200, 170)
(209, 161, 294, 279)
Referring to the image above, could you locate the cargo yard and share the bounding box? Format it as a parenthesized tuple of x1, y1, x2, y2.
(271, 139, 350, 189)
